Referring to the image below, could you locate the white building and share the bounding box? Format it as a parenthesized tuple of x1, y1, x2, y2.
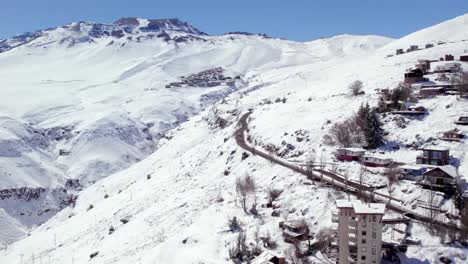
(335, 200, 386, 264)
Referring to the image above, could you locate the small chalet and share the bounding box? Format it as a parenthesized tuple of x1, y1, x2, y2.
(251, 251, 285, 264)
(460, 55, 468, 62)
(409, 45, 419, 52)
(396, 49, 404, 55)
(404, 68, 427, 84)
(281, 220, 309, 243)
(445, 54, 455, 61)
(434, 62, 461, 73)
(419, 87, 445, 97)
(360, 155, 392, 167)
(391, 105, 427, 116)
(416, 147, 449, 166)
(422, 165, 458, 188)
(455, 116, 468, 125)
(335, 148, 365, 161)
(440, 129, 464, 142)
(425, 44, 434, 49)
(398, 165, 427, 181)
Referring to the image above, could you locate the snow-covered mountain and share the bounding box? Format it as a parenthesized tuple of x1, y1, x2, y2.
(1, 13, 468, 264)
(0, 18, 392, 245)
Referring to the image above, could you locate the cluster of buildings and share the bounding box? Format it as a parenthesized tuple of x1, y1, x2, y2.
(335, 148, 392, 167)
(165, 67, 239, 88)
(335, 146, 461, 191)
(393, 43, 439, 56)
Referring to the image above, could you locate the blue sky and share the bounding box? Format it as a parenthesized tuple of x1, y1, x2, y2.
(1, 0, 468, 41)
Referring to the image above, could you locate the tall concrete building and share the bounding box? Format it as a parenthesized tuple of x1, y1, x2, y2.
(335, 200, 386, 264)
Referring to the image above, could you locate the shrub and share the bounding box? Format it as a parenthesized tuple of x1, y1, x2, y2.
(349, 80, 363, 96)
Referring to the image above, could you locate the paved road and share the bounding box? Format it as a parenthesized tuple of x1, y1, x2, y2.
(235, 112, 462, 231)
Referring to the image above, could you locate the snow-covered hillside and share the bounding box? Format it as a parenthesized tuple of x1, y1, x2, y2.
(0, 18, 392, 244)
(1, 13, 468, 264)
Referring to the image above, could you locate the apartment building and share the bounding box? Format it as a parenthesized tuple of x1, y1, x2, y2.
(335, 200, 386, 264)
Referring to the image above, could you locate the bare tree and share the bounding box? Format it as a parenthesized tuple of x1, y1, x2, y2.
(452, 71, 468, 97)
(229, 230, 251, 263)
(358, 165, 366, 200)
(324, 119, 365, 148)
(253, 225, 261, 256)
(343, 169, 350, 200)
(314, 227, 334, 251)
(349, 80, 364, 96)
(385, 167, 399, 204)
(235, 174, 257, 213)
(304, 150, 316, 181)
(319, 149, 326, 182)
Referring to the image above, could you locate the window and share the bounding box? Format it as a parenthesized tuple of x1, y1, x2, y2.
(372, 248, 376, 255)
(362, 239, 367, 244)
(372, 223, 376, 230)
(361, 256, 366, 260)
(372, 232, 376, 239)
(372, 215, 376, 222)
(362, 231, 367, 236)
(362, 247, 367, 252)
(423, 150, 430, 158)
(372, 240, 376, 246)
(362, 221, 367, 227)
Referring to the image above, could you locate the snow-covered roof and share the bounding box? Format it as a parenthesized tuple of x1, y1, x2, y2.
(400, 164, 425, 170)
(336, 200, 353, 208)
(353, 202, 386, 215)
(337, 147, 365, 152)
(424, 165, 458, 178)
(420, 146, 449, 151)
(336, 200, 386, 214)
(251, 251, 284, 264)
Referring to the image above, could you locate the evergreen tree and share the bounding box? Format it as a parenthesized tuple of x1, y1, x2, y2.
(365, 109, 384, 148)
(355, 103, 370, 131)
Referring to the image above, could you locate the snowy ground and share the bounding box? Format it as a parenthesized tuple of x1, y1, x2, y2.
(1, 13, 468, 264)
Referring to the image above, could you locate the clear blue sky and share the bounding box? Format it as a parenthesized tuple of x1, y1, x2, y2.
(1, 0, 468, 41)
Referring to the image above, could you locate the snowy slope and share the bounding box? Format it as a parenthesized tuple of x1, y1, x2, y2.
(2, 14, 468, 264)
(0, 17, 393, 245)
(379, 13, 468, 55)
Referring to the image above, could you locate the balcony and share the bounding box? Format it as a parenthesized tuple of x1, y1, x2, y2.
(332, 213, 339, 223)
(347, 255, 357, 263)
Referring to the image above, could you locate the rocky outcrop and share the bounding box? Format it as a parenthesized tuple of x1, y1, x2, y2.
(0, 187, 46, 202)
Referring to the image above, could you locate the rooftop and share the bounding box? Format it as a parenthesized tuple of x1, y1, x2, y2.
(424, 165, 458, 178)
(336, 200, 386, 214)
(251, 251, 284, 264)
(420, 146, 449, 151)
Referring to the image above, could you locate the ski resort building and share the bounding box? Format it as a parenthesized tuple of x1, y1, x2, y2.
(335, 148, 365, 161)
(360, 155, 392, 167)
(404, 68, 427, 84)
(335, 200, 386, 264)
(440, 129, 464, 142)
(416, 147, 450, 166)
(281, 220, 309, 243)
(433, 62, 461, 73)
(398, 165, 427, 181)
(445, 54, 455, 61)
(422, 166, 458, 188)
(460, 55, 468, 62)
(455, 116, 468, 125)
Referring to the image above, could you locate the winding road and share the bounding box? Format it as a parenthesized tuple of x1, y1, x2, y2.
(235, 111, 462, 231)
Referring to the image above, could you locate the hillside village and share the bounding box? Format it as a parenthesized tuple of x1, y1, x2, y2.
(1, 12, 468, 264)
